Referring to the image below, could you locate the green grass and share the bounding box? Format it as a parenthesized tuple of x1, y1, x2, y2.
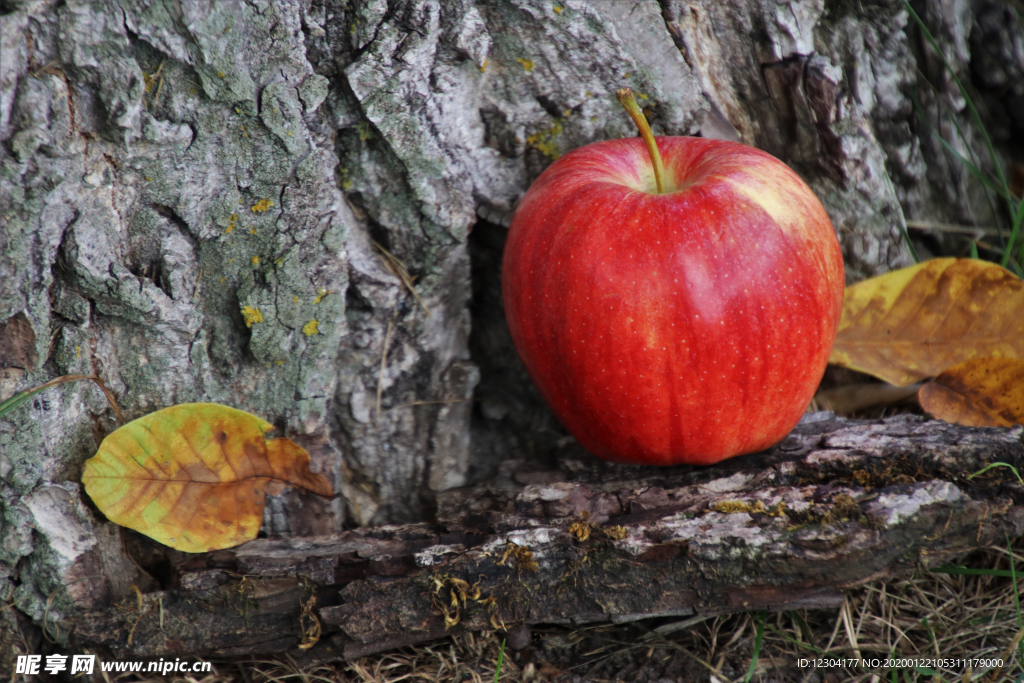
(743, 612, 766, 682)
(493, 638, 505, 682)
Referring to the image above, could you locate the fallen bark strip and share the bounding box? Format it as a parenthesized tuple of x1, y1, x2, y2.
(72, 414, 1024, 661)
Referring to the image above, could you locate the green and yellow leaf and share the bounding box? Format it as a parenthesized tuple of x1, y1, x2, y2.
(82, 403, 332, 553)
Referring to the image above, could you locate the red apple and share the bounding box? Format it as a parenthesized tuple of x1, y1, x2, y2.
(501, 92, 844, 466)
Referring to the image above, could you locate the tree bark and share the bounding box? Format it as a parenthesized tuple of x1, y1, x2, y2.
(1, 0, 1022, 668)
(64, 414, 1024, 660)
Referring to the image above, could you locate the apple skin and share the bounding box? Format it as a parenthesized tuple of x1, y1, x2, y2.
(501, 136, 844, 466)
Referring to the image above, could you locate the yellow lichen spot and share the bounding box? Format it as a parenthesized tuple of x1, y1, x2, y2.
(293, 296, 299, 303)
(526, 119, 563, 159)
(585, 90, 592, 97)
(637, 92, 648, 101)
(623, 72, 631, 78)
(341, 178, 353, 190)
(250, 227, 257, 234)
(274, 257, 283, 265)
(225, 224, 234, 234)
(221, 277, 226, 283)
(217, 71, 226, 78)
(516, 58, 535, 72)
(145, 177, 153, 182)
(75, 345, 81, 359)
(712, 500, 784, 516)
(479, 58, 488, 72)
(251, 255, 260, 266)
(713, 500, 763, 514)
(605, 526, 628, 540)
(302, 319, 320, 336)
(553, 4, 563, 13)
(275, 359, 285, 366)
(235, 107, 242, 114)
(251, 198, 273, 213)
(241, 306, 263, 327)
(189, 88, 196, 94)
(313, 288, 330, 304)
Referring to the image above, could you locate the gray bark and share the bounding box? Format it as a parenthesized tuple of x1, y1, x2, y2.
(0, 0, 1020, 666)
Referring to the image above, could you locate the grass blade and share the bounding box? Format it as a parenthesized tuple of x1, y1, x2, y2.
(901, 0, 1009, 196)
(912, 108, 1011, 202)
(932, 564, 1024, 578)
(743, 612, 766, 683)
(0, 374, 123, 423)
(967, 462, 1024, 485)
(1004, 192, 1024, 270)
(493, 638, 505, 682)
(898, 211, 921, 264)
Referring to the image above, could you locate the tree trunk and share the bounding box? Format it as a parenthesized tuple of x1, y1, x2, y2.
(1, 0, 1021, 668)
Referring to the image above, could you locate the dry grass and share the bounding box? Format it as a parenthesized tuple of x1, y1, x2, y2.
(101, 540, 1024, 683)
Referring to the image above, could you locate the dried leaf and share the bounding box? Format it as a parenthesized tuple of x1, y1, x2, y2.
(814, 383, 922, 415)
(918, 357, 1024, 427)
(830, 258, 1024, 386)
(82, 403, 333, 553)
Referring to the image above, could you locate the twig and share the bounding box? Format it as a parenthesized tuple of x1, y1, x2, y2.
(375, 313, 398, 422)
(384, 398, 471, 414)
(144, 59, 166, 110)
(905, 220, 1001, 236)
(372, 241, 430, 315)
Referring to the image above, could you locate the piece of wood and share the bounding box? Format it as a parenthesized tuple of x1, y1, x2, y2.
(69, 414, 1024, 661)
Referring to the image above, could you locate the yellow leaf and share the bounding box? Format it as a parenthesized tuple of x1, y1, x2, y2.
(81, 403, 333, 552)
(918, 357, 1024, 427)
(830, 258, 1024, 386)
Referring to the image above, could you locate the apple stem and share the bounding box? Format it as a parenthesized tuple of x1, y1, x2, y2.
(616, 88, 666, 194)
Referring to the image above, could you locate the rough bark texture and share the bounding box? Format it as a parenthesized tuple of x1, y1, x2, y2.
(1, 0, 1021, 668)
(65, 414, 1024, 661)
